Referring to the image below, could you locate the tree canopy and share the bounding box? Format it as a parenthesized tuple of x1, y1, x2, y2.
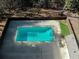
(0, 0, 79, 11)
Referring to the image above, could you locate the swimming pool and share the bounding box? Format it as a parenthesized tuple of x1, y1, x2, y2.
(16, 26, 55, 43)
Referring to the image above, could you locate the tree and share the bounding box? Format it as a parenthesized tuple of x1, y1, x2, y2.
(72, 0, 79, 11)
(64, 0, 79, 11)
(64, 0, 73, 10)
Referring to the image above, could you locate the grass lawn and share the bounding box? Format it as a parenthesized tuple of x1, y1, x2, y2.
(60, 22, 70, 36)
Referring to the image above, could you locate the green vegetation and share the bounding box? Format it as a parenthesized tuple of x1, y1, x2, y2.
(64, 0, 73, 10)
(0, 0, 79, 11)
(64, 0, 79, 11)
(60, 22, 70, 36)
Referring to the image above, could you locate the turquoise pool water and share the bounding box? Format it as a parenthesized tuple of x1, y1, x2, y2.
(16, 26, 55, 42)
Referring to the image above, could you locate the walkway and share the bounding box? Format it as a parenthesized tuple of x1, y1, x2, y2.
(65, 34, 79, 59)
(67, 16, 79, 45)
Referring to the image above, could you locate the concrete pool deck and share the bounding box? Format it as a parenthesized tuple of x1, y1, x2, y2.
(14, 20, 61, 46)
(0, 20, 76, 59)
(36, 20, 61, 34)
(0, 20, 62, 59)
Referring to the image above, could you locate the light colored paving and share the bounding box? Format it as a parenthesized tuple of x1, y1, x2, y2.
(1, 20, 77, 59)
(67, 17, 79, 42)
(56, 33, 70, 59)
(36, 20, 61, 34)
(1, 20, 62, 59)
(59, 38, 70, 59)
(16, 20, 61, 46)
(21, 20, 61, 34)
(65, 34, 79, 59)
